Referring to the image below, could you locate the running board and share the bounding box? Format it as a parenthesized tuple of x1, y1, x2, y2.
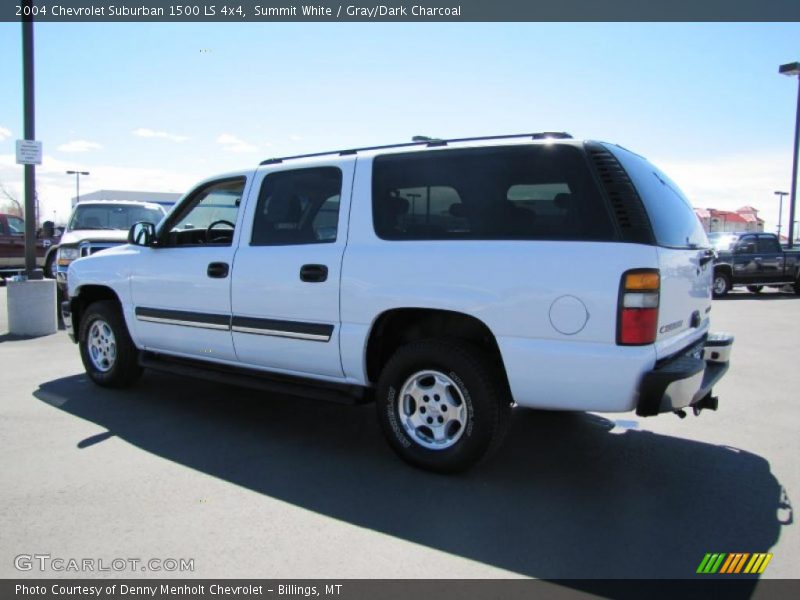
(139, 351, 371, 405)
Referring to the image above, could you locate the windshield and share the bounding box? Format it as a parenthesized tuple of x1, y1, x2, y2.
(68, 204, 165, 231)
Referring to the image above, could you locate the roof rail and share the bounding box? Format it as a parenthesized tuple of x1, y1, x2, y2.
(258, 131, 573, 165)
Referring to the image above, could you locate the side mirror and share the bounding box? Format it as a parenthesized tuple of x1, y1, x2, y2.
(735, 243, 754, 254)
(128, 222, 156, 246)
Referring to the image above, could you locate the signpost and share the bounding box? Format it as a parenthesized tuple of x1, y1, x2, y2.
(15, 140, 42, 166)
(7, 2, 57, 338)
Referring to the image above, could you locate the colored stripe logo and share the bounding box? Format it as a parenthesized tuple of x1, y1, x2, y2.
(697, 553, 773, 574)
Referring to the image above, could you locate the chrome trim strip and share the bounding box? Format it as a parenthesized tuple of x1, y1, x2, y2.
(231, 325, 331, 342)
(137, 315, 230, 331)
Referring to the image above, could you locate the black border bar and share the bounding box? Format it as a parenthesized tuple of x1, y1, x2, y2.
(3, 579, 795, 600)
(4, 0, 800, 22)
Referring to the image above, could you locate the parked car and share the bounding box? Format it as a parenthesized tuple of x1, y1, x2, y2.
(712, 232, 800, 296)
(0, 213, 60, 278)
(55, 200, 167, 293)
(62, 133, 733, 472)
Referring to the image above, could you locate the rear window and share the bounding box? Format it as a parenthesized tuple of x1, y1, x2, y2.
(609, 146, 709, 249)
(758, 236, 781, 253)
(372, 145, 616, 241)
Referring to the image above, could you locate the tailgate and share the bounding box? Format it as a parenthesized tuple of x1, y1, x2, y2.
(655, 246, 713, 360)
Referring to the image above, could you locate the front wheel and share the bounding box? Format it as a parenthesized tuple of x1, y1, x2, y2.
(44, 252, 57, 279)
(376, 339, 511, 473)
(713, 273, 731, 298)
(79, 300, 142, 388)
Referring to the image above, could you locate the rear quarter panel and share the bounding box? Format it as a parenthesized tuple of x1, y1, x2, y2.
(340, 156, 660, 411)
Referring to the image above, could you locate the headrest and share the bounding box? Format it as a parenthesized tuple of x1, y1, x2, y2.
(386, 195, 410, 216)
(265, 194, 302, 224)
(449, 203, 465, 218)
(553, 193, 572, 210)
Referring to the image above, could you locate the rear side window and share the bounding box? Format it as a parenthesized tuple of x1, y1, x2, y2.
(251, 167, 342, 246)
(372, 145, 616, 241)
(758, 236, 781, 253)
(609, 146, 709, 249)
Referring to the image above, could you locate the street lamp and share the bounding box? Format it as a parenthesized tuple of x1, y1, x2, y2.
(66, 170, 89, 204)
(774, 191, 788, 239)
(779, 61, 800, 248)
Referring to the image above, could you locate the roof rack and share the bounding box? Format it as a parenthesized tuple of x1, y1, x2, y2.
(258, 131, 573, 166)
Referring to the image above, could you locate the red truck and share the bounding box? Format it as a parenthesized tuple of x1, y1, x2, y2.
(0, 213, 61, 278)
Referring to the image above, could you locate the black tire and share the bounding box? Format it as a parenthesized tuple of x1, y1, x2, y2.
(79, 300, 142, 388)
(712, 272, 731, 298)
(794, 277, 800, 296)
(44, 252, 57, 279)
(746, 285, 763, 294)
(375, 339, 511, 473)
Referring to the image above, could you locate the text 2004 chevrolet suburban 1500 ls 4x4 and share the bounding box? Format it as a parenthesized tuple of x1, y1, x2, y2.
(62, 132, 734, 472)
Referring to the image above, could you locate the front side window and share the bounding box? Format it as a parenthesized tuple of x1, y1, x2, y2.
(372, 145, 616, 241)
(251, 167, 343, 246)
(163, 178, 245, 246)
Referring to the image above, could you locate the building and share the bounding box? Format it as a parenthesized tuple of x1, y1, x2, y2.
(71, 189, 183, 210)
(693, 206, 764, 233)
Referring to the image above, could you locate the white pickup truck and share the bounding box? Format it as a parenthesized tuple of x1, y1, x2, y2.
(62, 133, 733, 472)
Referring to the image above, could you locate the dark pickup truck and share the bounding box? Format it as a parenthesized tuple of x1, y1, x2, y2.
(712, 232, 800, 297)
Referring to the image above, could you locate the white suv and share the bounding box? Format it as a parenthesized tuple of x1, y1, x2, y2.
(62, 132, 733, 472)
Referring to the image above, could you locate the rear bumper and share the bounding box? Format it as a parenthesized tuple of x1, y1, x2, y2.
(636, 332, 733, 417)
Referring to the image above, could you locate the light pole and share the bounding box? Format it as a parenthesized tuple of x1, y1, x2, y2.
(779, 61, 800, 249)
(66, 170, 89, 205)
(774, 191, 788, 239)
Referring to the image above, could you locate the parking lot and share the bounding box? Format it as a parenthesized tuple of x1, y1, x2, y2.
(0, 286, 797, 581)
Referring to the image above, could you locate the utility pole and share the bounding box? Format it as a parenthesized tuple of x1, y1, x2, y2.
(22, 1, 39, 278)
(775, 191, 788, 239)
(779, 62, 800, 249)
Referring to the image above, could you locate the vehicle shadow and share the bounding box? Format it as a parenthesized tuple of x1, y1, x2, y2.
(34, 372, 785, 587)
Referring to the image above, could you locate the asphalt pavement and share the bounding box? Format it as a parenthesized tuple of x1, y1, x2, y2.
(0, 286, 797, 582)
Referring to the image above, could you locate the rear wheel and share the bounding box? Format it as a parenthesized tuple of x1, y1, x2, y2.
(376, 339, 511, 473)
(746, 285, 763, 294)
(713, 272, 731, 298)
(79, 300, 141, 388)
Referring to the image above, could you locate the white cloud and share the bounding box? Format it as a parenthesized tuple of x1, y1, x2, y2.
(133, 128, 188, 142)
(216, 133, 258, 153)
(289, 134, 304, 142)
(57, 139, 103, 153)
(652, 152, 793, 234)
(0, 126, 11, 141)
(0, 153, 198, 224)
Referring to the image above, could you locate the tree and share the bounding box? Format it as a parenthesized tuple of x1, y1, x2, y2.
(0, 181, 24, 217)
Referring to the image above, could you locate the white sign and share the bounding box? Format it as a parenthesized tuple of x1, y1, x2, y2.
(16, 140, 42, 165)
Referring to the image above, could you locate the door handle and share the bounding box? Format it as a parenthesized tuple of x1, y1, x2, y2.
(300, 264, 328, 282)
(207, 262, 229, 278)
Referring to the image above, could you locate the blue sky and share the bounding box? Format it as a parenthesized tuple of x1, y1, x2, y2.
(0, 22, 799, 230)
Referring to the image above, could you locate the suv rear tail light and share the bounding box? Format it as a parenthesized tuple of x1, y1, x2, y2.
(618, 269, 660, 345)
